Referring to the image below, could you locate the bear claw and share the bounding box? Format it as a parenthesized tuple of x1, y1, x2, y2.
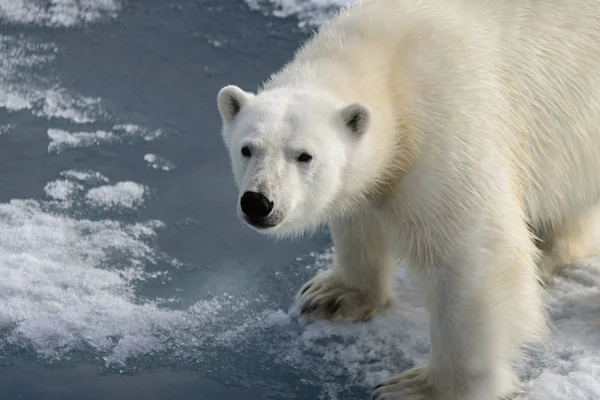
(371, 366, 436, 400)
(297, 270, 391, 322)
(301, 283, 312, 295)
(301, 302, 319, 314)
(331, 299, 342, 313)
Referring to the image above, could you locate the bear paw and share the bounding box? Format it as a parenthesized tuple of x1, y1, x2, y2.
(372, 367, 435, 400)
(297, 270, 391, 322)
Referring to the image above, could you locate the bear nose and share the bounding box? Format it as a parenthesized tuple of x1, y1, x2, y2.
(240, 191, 274, 220)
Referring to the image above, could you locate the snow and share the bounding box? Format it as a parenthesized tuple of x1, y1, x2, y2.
(144, 153, 175, 171)
(245, 0, 353, 27)
(47, 126, 163, 154)
(0, 198, 168, 356)
(0, 0, 120, 27)
(60, 169, 110, 184)
(44, 179, 83, 201)
(85, 182, 147, 210)
(36, 89, 102, 124)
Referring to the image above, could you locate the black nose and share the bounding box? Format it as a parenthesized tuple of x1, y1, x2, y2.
(240, 191, 274, 220)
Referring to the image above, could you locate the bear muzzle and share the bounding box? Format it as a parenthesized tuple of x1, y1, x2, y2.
(240, 191, 278, 229)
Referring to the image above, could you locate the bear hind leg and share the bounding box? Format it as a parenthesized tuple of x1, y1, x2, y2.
(534, 205, 600, 286)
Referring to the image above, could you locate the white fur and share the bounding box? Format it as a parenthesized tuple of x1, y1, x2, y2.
(217, 0, 600, 399)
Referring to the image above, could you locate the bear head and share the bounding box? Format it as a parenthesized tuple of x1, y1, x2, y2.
(217, 85, 372, 237)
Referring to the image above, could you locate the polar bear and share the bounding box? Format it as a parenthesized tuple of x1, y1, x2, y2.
(216, 0, 600, 398)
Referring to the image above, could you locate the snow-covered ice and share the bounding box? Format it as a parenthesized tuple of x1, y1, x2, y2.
(47, 125, 162, 154)
(245, 0, 353, 27)
(85, 181, 147, 210)
(0, 0, 120, 27)
(144, 153, 175, 171)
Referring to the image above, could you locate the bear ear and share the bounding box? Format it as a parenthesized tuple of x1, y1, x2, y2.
(340, 102, 371, 136)
(217, 85, 253, 124)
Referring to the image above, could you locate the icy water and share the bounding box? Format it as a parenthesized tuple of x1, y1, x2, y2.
(0, 1, 599, 399)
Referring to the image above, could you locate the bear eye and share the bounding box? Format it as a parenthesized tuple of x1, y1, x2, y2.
(297, 152, 313, 163)
(241, 146, 251, 157)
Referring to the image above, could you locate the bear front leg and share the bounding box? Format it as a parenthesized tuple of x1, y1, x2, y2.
(298, 210, 396, 322)
(373, 213, 547, 400)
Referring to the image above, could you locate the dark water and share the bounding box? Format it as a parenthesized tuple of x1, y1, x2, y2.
(0, 1, 338, 399)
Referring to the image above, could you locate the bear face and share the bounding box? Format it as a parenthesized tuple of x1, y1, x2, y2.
(217, 85, 371, 236)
